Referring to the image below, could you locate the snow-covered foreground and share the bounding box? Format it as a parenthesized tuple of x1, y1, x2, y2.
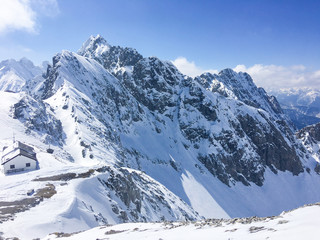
(0, 160, 200, 239)
(0, 92, 199, 240)
(44, 203, 320, 240)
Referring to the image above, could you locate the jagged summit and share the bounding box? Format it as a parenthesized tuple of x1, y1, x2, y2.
(78, 35, 143, 78)
(196, 68, 283, 117)
(78, 34, 110, 58)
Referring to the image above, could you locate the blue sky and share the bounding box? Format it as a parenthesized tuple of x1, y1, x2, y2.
(0, 0, 320, 89)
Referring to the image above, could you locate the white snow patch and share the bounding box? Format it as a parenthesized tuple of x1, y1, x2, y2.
(181, 170, 229, 218)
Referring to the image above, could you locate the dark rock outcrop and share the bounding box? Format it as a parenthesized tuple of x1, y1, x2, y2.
(12, 95, 65, 145)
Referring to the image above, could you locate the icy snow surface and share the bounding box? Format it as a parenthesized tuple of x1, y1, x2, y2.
(45, 203, 320, 240)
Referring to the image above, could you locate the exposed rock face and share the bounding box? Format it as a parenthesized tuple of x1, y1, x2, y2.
(296, 122, 320, 165)
(238, 114, 302, 174)
(97, 166, 200, 222)
(78, 34, 143, 79)
(127, 57, 181, 114)
(74, 35, 306, 187)
(297, 122, 320, 142)
(12, 94, 64, 145)
(195, 70, 283, 116)
(6, 35, 310, 194)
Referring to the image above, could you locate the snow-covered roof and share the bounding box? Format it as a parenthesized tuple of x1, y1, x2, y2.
(1, 141, 37, 165)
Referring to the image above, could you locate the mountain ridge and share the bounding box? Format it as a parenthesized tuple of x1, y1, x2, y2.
(0, 34, 320, 238)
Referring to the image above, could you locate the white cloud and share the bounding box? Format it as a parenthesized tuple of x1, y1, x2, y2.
(233, 64, 320, 90)
(0, 0, 59, 34)
(171, 57, 218, 77)
(311, 70, 320, 79)
(0, 0, 36, 33)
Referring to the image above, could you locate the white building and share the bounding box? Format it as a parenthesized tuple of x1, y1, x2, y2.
(1, 141, 38, 174)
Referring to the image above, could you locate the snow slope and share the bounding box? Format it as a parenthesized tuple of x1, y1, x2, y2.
(0, 165, 199, 239)
(0, 91, 199, 239)
(45, 203, 320, 240)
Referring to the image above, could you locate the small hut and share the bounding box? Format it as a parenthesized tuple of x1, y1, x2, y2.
(1, 141, 38, 174)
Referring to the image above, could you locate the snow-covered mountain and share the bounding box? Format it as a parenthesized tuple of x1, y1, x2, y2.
(297, 122, 320, 163)
(1, 35, 320, 239)
(0, 58, 46, 93)
(269, 88, 320, 129)
(74, 35, 305, 188)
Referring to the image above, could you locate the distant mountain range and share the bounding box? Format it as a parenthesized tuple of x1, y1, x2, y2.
(0, 35, 320, 239)
(268, 88, 320, 129)
(0, 57, 47, 93)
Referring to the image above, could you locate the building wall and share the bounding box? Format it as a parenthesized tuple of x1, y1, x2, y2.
(2, 155, 37, 174)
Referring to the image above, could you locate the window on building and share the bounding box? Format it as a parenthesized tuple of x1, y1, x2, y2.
(10, 164, 15, 169)
(26, 163, 31, 167)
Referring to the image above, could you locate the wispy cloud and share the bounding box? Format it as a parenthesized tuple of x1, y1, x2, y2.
(0, 0, 36, 34)
(171, 57, 218, 77)
(233, 64, 320, 90)
(0, 0, 59, 34)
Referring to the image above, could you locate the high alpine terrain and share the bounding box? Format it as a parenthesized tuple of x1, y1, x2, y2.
(0, 35, 320, 239)
(297, 122, 320, 163)
(269, 88, 320, 129)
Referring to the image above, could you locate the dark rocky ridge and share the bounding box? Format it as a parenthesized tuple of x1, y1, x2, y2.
(73, 35, 307, 187)
(296, 123, 320, 175)
(10, 34, 308, 190)
(297, 122, 320, 142)
(196, 70, 283, 116)
(12, 95, 65, 145)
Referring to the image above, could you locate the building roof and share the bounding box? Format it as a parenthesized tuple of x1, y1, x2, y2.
(1, 141, 37, 165)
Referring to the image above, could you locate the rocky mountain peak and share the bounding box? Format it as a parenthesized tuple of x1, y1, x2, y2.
(196, 69, 283, 117)
(78, 35, 143, 79)
(78, 34, 110, 58)
(44, 39, 306, 186)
